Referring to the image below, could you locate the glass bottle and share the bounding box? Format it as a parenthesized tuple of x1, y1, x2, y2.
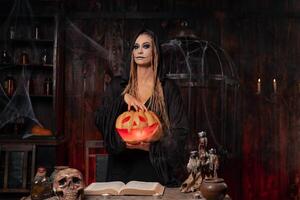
(4, 74, 15, 97)
(14, 116, 25, 135)
(9, 26, 15, 39)
(40, 49, 48, 65)
(27, 78, 34, 95)
(43, 78, 53, 96)
(31, 167, 53, 199)
(1, 50, 10, 64)
(34, 25, 39, 40)
(19, 51, 29, 65)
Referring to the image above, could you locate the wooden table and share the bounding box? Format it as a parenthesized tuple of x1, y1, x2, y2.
(85, 188, 196, 200)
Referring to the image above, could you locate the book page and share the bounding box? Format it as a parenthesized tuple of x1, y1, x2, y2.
(119, 181, 165, 196)
(84, 181, 125, 195)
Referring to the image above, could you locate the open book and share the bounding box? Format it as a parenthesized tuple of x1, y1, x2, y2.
(84, 181, 165, 196)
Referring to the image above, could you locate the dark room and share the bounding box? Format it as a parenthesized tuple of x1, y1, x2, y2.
(0, 0, 299, 200)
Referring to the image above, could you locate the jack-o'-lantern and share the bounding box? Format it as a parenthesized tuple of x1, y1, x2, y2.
(115, 110, 162, 144)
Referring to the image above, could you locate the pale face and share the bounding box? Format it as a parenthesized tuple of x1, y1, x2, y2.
(133, 34, 153, 67)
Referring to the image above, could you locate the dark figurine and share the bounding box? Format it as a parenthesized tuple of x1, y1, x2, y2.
(198, 131, 207, 153)
(187, 151, 200, 177)
(180, 131, 230, 199)
(197, 131, 209, 179)
(180, 150, 202, 193)
(208, 148, 219, 178)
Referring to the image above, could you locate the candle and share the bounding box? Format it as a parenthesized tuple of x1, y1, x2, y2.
(257, 78, 261, 94)
(273, 78, 277, 93)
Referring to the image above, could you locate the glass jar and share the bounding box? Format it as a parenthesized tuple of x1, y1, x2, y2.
(19, 51, 29, 65)
(43, 78, 53, 96)
(4, 75, 15, 96)
(9, 26, 15, 39)
(27, 78, 34, 95)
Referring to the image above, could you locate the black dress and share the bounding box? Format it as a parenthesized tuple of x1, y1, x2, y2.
(95, 78, 189, 186)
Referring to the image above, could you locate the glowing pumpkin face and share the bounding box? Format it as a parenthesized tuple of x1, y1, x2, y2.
(115, 110, 162, 144)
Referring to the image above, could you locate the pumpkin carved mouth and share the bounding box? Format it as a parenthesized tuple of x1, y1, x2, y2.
(115, 111, 162, 144)
(117, 123, 159, 144)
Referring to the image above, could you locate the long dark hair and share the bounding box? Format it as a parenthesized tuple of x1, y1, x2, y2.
(122, 29, 170, 130)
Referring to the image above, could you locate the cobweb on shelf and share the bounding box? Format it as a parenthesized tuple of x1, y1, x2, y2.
(0, 69, 41, 138)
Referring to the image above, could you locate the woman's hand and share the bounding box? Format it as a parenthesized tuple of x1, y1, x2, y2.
(126, 142, 150, 151)
(124, 93, 147, 111)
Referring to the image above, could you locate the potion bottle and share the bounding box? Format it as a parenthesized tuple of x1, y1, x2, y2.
(9, 26, 15, 39)
(1, 50, 11, 64)
(27, 78, 34, 95)
(34, 25, 39, 40)
(31, 167, 53, 200)
(19, 51, 29, 65)
(4, 74, 15, 97)
(43, 78, 53, 96)
(40, 49, 48, 65)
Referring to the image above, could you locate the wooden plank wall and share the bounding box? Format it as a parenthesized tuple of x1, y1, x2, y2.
(61, 0, 300, 199)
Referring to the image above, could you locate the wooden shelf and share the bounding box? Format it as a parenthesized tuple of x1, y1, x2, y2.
(0, 188, 30, 193)
(10, 38, 54, 45)
(0, 3, 62, 195)
(0, 135, 60, 146)
(30, 95, 53, 100)
(0, 38, 54, 45)
(68, 10, 300, 20)
(68, 11, 211, 19)
(0, 63, 53, 70)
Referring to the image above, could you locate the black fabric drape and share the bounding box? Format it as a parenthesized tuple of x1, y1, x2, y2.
(95, 78, 189, 186)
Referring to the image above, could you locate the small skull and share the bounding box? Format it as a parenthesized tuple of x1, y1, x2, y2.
(53, 168, 84, 200)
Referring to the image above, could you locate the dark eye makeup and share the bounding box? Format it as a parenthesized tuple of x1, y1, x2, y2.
(143, 43, 151, 49)
(133, 44, 139, 49)
(133, 42, 151, 50)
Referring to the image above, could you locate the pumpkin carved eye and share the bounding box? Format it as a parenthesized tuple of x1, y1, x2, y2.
(139, 116, 146, 122)
(122, 116, 131, 124)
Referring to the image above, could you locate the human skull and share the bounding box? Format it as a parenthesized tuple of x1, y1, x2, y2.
(53, 168, 84, 200)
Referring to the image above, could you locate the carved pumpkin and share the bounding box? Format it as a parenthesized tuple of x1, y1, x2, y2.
(115, 110, 162, 144)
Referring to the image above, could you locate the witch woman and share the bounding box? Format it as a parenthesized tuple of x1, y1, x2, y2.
(95, 29, 189, 186)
